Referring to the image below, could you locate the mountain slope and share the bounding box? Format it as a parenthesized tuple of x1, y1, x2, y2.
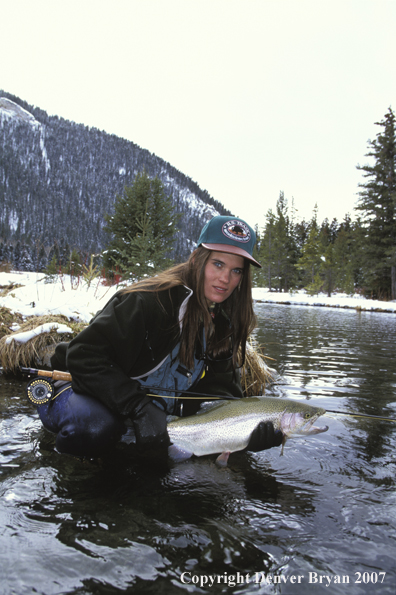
(0, 91, 232, 265)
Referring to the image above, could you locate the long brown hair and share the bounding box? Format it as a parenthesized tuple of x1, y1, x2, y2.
(121, 247, 256, 369)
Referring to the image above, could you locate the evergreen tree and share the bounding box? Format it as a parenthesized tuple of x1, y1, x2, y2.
(295, 205, 323, 290)
(332, 224, 355, 294)
(103, 171, 180, 279)
(348, 217, 367, 291)
(251, 224, 263, 287)
(258, 193, 299, 291)
(317, 218, 339, 296)
(356, 107, 396, 299)
(65, 248, 83, 278)
(272, 194, 290, 291)
(273, 192, 299, 291)
(46, 243, 61, 276)
(259, 209, 276, 290)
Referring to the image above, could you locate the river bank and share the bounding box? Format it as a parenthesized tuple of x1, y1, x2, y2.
(252, 287, 396, 313)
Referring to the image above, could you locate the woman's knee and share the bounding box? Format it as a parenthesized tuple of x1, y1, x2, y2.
(55, 418, 124, 457)
(38, 387, 126, 458)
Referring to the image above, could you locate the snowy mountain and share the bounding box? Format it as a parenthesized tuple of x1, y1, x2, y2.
(0, 91, 232, 268)
(0, 97, 40, 126)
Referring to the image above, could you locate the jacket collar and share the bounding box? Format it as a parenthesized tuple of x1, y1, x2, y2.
(178, 286, 193, 330)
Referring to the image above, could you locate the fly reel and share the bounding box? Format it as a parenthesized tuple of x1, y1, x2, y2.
(26, 378, 54, 405)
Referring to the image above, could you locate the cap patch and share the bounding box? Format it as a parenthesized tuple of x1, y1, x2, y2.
(222, 219, 251, 244)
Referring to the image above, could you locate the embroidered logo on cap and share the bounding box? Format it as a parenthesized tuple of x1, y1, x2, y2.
(222, 219, 251, 243)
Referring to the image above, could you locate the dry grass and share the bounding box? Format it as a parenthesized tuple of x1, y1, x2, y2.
(0, 307, 24, 340)
(0, 315, 87, 373)
(0, 282, 24, 297)
(240, 338, 276, 397)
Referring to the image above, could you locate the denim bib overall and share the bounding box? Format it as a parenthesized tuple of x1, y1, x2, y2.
(134, 336, 206, 415)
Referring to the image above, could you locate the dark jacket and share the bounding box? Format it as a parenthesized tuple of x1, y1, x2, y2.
(51, 285, 243, 418)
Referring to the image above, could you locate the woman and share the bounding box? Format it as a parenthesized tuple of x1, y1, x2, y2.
(38, 216, 282, 458)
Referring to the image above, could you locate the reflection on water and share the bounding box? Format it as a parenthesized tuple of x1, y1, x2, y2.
(1, 304, 396, 594)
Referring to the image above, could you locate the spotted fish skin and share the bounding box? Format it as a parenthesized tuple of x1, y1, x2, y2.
(167, 396, 328, 462)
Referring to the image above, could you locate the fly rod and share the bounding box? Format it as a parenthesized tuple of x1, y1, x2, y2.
(16, 367, 241, 405)
(7, 366, 396, 422)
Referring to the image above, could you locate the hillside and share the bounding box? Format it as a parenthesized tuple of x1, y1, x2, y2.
(0, 91, 232, 268)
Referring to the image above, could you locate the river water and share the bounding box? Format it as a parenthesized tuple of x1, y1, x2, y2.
(1, 303, 395, 594)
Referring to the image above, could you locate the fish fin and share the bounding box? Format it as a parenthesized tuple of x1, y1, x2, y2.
(168, 444, 193, 463)
(280, 437, 287, 456)
(215, 451, 231, 467)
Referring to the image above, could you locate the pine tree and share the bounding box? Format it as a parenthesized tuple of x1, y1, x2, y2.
(332, 225, 355, 295)
(259, 209, 276, 290)
(317, 218, 340, 297)
(348, 217, 367, 291)
(258, 193, 299, 292)
(272, 193, 290, 291)
(45, 254, 59, 279)
(65, 248, 82, 278)
(356, 107, 396, 299)
(295, 205, 323, 290)
(103, 171, 180, 279)
(251, 224, 263, 287)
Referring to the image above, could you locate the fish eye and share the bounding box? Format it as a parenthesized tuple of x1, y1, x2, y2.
(304, 412, 312, 419)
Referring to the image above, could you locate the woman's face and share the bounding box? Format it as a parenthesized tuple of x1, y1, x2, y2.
(203, 251, 244, 304)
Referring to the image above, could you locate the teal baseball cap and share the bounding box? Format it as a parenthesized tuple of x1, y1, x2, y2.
(197, 216, 261, 267)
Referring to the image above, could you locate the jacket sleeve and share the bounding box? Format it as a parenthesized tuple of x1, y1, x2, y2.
(60, 292, 158, 418)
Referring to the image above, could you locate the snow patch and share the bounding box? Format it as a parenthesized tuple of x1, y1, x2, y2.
(0, 97, 40, 128)
(252, 288, 396, 312)
(5, 322, 73, 345)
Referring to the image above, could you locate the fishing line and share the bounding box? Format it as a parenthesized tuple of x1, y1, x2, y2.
(148, 393, 223, 400)
(144, 386, 240, 400)
(325, 409, 396, 423)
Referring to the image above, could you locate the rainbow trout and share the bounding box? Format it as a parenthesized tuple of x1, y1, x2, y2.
(167, 396, 328, 465)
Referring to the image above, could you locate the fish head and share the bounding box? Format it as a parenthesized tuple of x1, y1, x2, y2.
(280, 406, 329, 438)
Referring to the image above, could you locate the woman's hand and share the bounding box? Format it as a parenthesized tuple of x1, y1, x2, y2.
(132, 399, 170, 452)
(246, 421, 283, 452)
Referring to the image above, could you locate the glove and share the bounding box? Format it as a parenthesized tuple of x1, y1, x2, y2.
(132, 398, 170, 452)
(246, 421, 283, 452)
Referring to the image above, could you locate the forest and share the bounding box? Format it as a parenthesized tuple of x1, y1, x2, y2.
(0, 90, 230, 270)
(252, 107, 396, 301)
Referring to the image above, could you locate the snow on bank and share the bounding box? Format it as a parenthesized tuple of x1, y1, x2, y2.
(0, 271, 121, 323)
(252, 288, 396, 313)
(0, 272, 395, 328)
(5, 323, 73, 345)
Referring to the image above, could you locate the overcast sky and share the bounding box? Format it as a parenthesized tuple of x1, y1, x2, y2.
(1, 0, 395, 230)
